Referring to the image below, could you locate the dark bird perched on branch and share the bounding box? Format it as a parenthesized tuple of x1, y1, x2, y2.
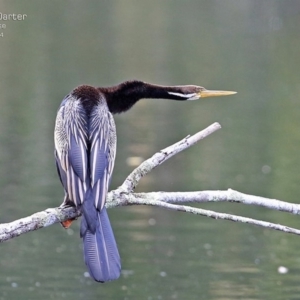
(54, 80, 236, 282)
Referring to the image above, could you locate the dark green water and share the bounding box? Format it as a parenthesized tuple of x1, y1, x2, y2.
(1, 1, 300, 299)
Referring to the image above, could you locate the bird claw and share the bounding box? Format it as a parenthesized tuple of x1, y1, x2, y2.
(61, 219, 75, 229)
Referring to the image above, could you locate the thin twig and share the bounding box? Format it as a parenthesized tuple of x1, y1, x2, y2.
(125, 197, 300, 236)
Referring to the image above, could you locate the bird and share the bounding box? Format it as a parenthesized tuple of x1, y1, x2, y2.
(54, 80, 236, 282)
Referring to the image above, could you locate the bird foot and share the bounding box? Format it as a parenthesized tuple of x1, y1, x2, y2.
(61, 219, 75, 229)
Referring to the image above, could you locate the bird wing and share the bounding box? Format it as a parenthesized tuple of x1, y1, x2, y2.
(89, 104, 116, 211)
(54, 96, 88, 207)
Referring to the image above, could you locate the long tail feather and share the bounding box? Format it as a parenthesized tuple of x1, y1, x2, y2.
(81, 208, 121, 282)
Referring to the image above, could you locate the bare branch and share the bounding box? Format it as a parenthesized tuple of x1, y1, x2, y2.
(123, 197, 300, 236)
(132, 189, 300, 215)
(119, 122, 221, 193)
(0, 206, 80, 242)
(1, 122, 300, 243)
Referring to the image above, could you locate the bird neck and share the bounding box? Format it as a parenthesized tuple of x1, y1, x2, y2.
(98, 80, 187, 114)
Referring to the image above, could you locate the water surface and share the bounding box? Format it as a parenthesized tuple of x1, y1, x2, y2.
(0, 1, 300, 299)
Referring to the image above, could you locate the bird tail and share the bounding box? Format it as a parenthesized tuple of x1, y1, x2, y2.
(80, 205, 121, 282)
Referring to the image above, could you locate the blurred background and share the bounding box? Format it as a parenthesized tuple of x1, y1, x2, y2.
(0, 1, 300, 299)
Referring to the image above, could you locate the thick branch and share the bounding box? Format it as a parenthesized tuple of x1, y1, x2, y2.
(0, 206, 80, 242)
(1, 122, 300, 242)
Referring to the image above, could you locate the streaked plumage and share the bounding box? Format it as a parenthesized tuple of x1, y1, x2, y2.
(55, 86, 120, 282)
(54, 80, 236, 283)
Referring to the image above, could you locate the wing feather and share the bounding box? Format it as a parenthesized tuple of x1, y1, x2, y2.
(54, 95, 88, 207)
(89, 105, 116, 211)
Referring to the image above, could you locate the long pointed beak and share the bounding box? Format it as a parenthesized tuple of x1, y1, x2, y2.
(199, 89, 237, 98)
